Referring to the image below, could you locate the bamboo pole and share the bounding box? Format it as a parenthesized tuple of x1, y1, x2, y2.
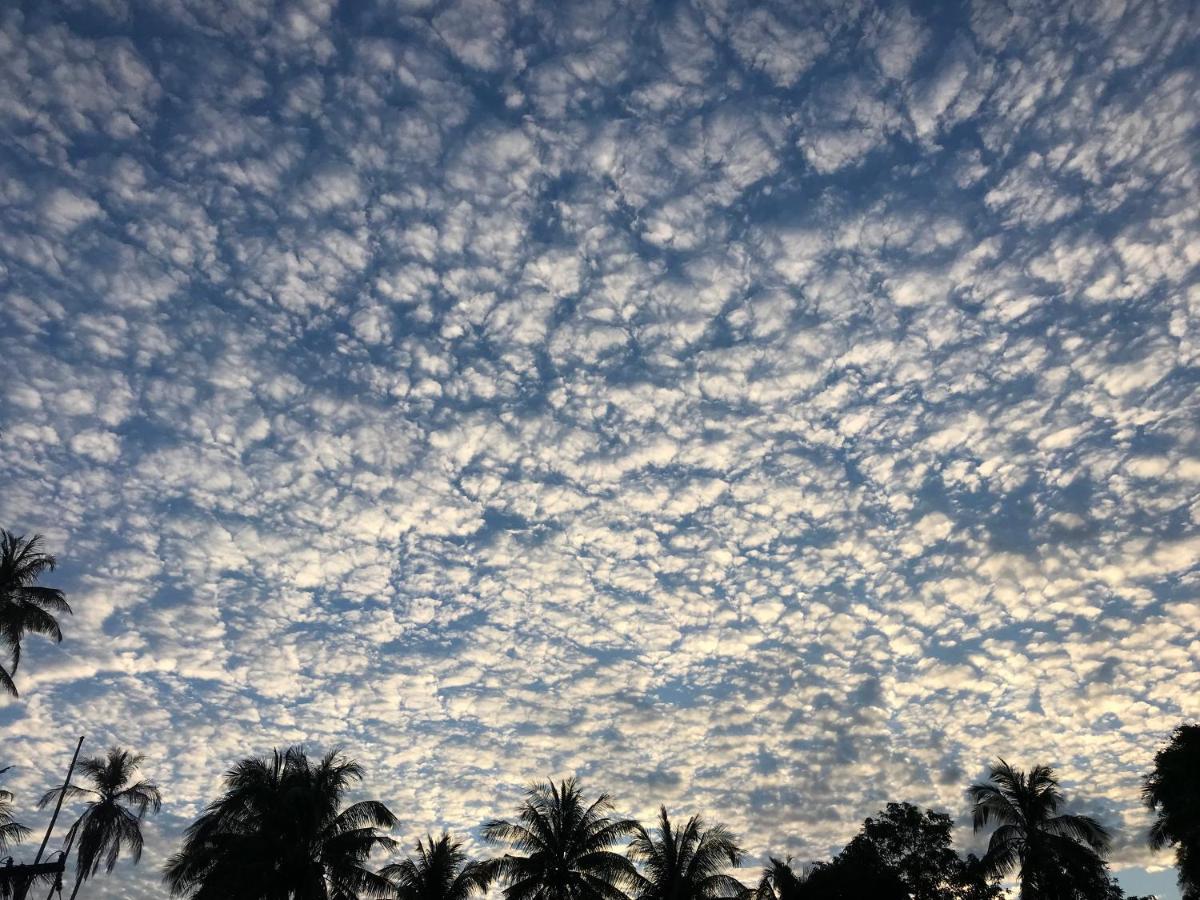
(15, 735, 83, 900)
(43, 838, 73, 899)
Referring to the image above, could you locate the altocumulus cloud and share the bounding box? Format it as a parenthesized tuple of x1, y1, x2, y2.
(1, 0, 1198, 897)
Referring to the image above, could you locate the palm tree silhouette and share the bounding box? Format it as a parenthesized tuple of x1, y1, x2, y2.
(381, 832, 493, 900)
(968, 759, 1110, 899)
(751, 858, 806, 900)
(0, 531, 72, 697)
(484, 777, 639, 900)
(1, 765, 30, 856)
(1144, 724, 1200, 899)
(38, 747, 161, 900)
(626, 807, 745, 900)
(163, 746, 397, 899)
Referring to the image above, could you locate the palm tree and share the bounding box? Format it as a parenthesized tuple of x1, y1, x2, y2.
(626, 807, 745, 900)
(163, 746, 397, 899)
(0, 531, 72, 697)
(751, 858, 806, 900)
(483, 777, 639, 900)
(1, 765, 30, 856)
(381, 832, 492, 900)
(968, 759, 1111, 899)
(1144, 724, 1200, 899)
(38, 748, 161, 900)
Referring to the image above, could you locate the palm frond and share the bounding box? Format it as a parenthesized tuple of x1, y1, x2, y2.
(968, 774, 1022, 832)
(485, 819, 547, 853)
(38, 782, 99, 809)
(165, 745, 394, 899)
(1044, 813, 1111, 852)
(330, 799, 398, 833)
(15, 585, 72, 615)
(1148, 817, 1171, 851)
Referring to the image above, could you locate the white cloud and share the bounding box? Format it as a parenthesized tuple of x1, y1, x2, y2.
(68, 429, 121, 463)
(728, 7, 829, 87)
(433, 0, 512, 71)
(42, 188, 103, 231)
(1, 2, 1197, 897)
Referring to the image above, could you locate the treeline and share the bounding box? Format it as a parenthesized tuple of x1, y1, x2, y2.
(4, 745, 1194, 899)
(3, 532, 1199, 899)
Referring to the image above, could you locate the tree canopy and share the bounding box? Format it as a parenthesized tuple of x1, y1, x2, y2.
(0, 530, 71, 697)
(484, 777, 640, 900)
(970, 760, 1113, 900)
(1145, 724, 1200, 900)
(162, 746, 397, 900)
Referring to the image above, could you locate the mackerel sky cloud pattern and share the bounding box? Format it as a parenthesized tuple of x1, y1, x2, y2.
(1, 0, 1198, 897)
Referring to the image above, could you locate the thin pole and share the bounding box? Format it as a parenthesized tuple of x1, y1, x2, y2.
(16, 735, 83, 900)
(44, 840, 73, 900)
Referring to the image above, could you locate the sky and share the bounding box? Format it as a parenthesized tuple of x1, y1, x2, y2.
(0, 0, 1197, 897)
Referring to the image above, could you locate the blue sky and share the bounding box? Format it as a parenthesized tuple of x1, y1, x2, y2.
(1, 0, 1198, 897)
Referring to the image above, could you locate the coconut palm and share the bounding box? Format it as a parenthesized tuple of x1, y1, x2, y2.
(626, 807, 745, 900)
(483, 777, 639, 900)
(751, 857, 807, 900)
(1, 765, 30, 856)
(0, 531, 72, 697)
(38, 747, 161, 900)
(1144, 724, 1200, 899)
(968, 760, 1111, 899)
(163, 746, 397, 900)
(381, 832, 492, 900)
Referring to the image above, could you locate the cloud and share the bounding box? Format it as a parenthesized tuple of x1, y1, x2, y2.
(1, 1, 1198, 898)
(727, 7, 830, 87)
(68, 429, 122, 463)
(432, 0, 512, 71)
(41, 188, 104, 232)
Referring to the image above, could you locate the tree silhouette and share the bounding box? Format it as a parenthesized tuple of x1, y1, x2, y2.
(626, 807, 745, 900)
(969, 760, 1111, 899)
(844, 802, 1002, 900)
(163, 746, 397, 900)
(1144, 724, 1200, 899)
(802, 838, 909, 899)
(752, 858, 807, 900)
(381, 832, 492, 900)
(848, 802, 960, 900)
(0, 765, 30, 856)
(0, 531, 72, 697)
(39, 747, 161, 900)
(955, 854, 1005, 900)
(483, 777, 638, 900)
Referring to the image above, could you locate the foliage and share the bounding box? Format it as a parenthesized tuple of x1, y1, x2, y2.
(1144, 724, 1200, 900)
(484, 777, 639, 900)
(849, 802, 962, 899)
(0, 531, 72, 697)
(954, 854, 1005, 900)
(843, 802, 1003, 900)
(626, 807, 745, 900)
(163, 746, 397, 900)
(969, 760, 1113, 899)
(380, 832, 492, 900)
(757, 803, 1001, 900)
(801, 837, 910, 899)
(751, 858, 807, 900)
(0, 765, 30, 857)
(5, 714, 1192, 900)
(39, 747, 162, 899)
